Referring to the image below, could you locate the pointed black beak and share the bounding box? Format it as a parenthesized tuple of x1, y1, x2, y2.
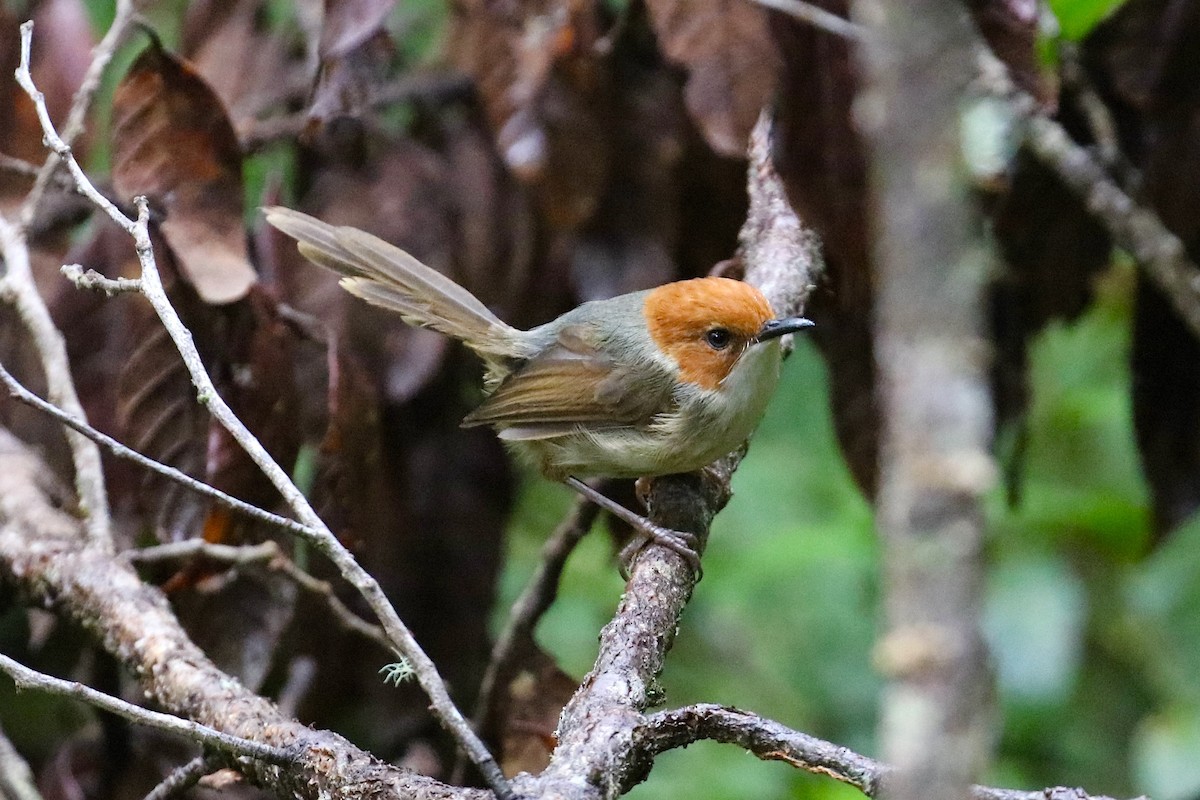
(756, 316, 815, 343)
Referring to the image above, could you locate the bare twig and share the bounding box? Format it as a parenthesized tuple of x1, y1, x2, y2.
(978, 53, 1200, 340)
(749, 0, 864, 40)
(633, 704, 1143, 800)
(128, 539, 393, 653)
(1022, 117, 1200, 337)
(142, 755, 221, 800)
(0, 360, 315, 541)
(17, 0, 138, 227)
(0, 152, 42, 179)
(0, 653, 295, 766)
(61, 263, 142, 295)
(466, 497, 599, 773)
(0, 215, 112, 549)
(1057, 42, 1137, 189)
(0, 722, 44, 800)
(13, 22, 508, 797)
(0, 430, 490, 800)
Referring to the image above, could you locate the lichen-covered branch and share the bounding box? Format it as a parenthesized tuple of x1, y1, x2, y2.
(13, 21, 508, 796)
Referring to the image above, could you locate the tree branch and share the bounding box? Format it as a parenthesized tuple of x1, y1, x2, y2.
(14, 21, 509, 797)
(0, 653, 295, 767)
(16, 0, 138, 228)
(632, 704, 1143, 800)
(0, 427, 489, 800)
(0, 214, 112, 549)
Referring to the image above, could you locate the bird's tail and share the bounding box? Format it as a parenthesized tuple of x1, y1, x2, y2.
(264, 207, 527, 362)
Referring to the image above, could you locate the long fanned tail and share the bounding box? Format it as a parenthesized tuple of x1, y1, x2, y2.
(264, 207, 526, 362)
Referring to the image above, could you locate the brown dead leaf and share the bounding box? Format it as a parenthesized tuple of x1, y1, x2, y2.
(571, 22, 688, 300)
(306, 0, 398, 128)
(111, 38, 256, 304)
(1081, 0, 1200, 539)
(115, 241, 220, 541)
(644, 0, 780, 157)
(182, 0, 296, 126)
(770, 6, 878, 497)
(204, 286, 301, 516)
(492, 644, 577, 777)
(0, 0, 93, 208)
(448, 0, 610, 231)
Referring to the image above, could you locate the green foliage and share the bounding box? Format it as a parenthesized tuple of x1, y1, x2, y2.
(1048, 0, 1130, 40)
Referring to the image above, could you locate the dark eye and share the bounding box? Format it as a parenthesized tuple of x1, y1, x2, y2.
(705, 328, 731, 350)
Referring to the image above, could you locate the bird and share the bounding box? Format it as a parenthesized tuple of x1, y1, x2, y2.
(264, 207, 813, 576)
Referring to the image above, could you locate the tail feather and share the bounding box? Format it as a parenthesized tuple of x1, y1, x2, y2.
(264, 207, 524, 360)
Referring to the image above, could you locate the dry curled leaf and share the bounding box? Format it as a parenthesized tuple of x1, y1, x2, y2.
(111, 38, 257, 304)
(0, 0, 93, 207)
(306, 0, 398, 128)
(182, 0, 296, 126)
(448, 0, 610, 230)
(770, 6, 878, 497)
(644, 0, 781, 157)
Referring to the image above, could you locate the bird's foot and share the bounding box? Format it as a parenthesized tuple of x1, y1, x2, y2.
(618, 522, 703, 581)
(565, 476, 703, 581)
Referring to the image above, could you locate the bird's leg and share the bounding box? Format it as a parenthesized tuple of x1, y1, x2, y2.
(563, 476, 702, 579)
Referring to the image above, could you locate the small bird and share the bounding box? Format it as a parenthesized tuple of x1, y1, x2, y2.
(265, 207, 812, 575)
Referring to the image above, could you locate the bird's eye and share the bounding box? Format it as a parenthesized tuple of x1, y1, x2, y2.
(705, 328, 732, 350)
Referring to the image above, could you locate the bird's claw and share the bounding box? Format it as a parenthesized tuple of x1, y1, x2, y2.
(618, 522, 703, 581)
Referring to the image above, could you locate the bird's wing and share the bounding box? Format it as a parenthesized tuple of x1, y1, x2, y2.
(461, 325, 673, 436)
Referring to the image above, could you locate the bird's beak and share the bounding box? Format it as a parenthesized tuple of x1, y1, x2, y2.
(755, 317, 815, 343)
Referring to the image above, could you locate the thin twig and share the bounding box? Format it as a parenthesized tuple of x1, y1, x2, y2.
(17, 0, 138, 228)
(0, 152, 42, 179)
(61, 263, 142, 295)
(0, 722, 44, 800)
(1057, 41, 1138, 189)
(142, 755, 221, 800)
(979, 53, 1200, 339)
(0, 215, 112, 550)
(128, 539, 393, 653)
(13, 22, 509, 797)
(748, 0, 864, 40)
(0, 360, 316, 541)
(462, 497, 599, 779)
(0, 653, 295, 766)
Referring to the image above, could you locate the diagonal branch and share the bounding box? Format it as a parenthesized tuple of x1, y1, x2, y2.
(0, 653, 295, 767)
(13, 20, 509, 797)
(0, 427, 489, 800)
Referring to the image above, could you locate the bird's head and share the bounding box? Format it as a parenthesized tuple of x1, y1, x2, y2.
(643, 277, 813, 391)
